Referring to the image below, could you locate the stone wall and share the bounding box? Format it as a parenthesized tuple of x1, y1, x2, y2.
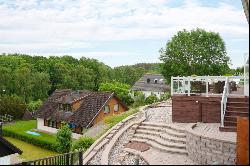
(186, 125, 236, 165)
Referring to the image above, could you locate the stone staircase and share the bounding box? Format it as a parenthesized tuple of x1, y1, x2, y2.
(220, 97, 249, 132)
(130, 122, 187, 155)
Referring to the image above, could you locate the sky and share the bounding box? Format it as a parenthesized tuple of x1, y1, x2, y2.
(0, 0, 249, 68)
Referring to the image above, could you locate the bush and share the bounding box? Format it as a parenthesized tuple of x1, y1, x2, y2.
(56, 124, 72, 153)
(71, 137, 95, 152)
(159, 92, 171, 101)
(133, 92, 146, 107)
(0, 95, 26, 119)
(145, 95, 158, 104)
(3, 128, 58, 152)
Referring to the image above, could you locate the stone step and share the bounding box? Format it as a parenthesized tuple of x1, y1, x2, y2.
(226, 106, 249, 112)
(225, 111, 249, 117)
(219, 126, 236, 132)
(133, 133, 186, 149)
(227, 102, 249, 107)
(138, 125, 186, 138)
(141, 121, 186, 133)
(130, 138, 188, 155)
(224, 121, 237, 127)
(136, 129, 186, 144)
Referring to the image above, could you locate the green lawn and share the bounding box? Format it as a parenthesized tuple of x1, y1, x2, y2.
(3, 120, 58, 152)
(4, 137, 58, 161)
(3, 120, 57, 144)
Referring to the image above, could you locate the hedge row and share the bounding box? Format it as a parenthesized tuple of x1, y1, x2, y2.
(3, 129, 59, 152)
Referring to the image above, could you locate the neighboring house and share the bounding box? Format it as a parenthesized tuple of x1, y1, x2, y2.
(131, 73, 170, 99)
(0, 123, 22, 165)
(34, 90, 128, 139)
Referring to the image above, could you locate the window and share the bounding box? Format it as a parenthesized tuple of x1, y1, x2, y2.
(147, 78, 150, 83)
(44, 119, 49, 126)
(48, 120, 53, 127)
(114, 104, 119, 112)
(52, 121, 56, 128)
(104, 105, 110, 114)
(154, 79, 158, 84)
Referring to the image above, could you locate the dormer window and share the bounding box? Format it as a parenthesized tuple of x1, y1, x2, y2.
(58, 103, 72, 112)
(147, 78, 150, 83)
(154, 79, 158, 84)
(159, 79, 164, 84)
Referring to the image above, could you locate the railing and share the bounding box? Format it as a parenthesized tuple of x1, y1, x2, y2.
(221, 77, 229, 127)
(171, 76, 245, 97)
(16, 151, 83, 165)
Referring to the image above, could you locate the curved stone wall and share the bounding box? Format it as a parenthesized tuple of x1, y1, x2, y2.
(186, 124, 236, 165)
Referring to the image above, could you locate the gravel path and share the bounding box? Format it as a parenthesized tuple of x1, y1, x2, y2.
(145, 101, 172, 123)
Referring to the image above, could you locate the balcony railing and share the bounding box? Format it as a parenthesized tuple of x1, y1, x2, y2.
(171, 76, 246, 97)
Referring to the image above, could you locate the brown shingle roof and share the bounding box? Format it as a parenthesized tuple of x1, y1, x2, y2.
(34, 90, 128, 128)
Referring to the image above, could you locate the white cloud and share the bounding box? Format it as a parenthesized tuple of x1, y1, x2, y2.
(0, 0, 248, 57)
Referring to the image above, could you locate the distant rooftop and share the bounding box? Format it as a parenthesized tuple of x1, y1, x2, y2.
(131, 73, 170, 92)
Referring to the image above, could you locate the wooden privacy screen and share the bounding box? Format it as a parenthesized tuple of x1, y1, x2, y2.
(237, 117, 249, 165)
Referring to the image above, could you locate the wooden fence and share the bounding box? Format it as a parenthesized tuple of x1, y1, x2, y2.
(16, 151, 83, 165)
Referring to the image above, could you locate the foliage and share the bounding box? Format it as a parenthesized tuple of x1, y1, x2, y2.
(4, 137, 58, 161)
(0, 95, 26, 119)
(132, 91, 146, 107)
(98, 81, 134, 106)
(27, 100, 43, 112)
(160, 28, 231, 83)
(56, 124, 72, 153)
(104, 107, 139, 128)
(145, 95, 158, 104)
(3, 120, 58, 152)
(159, 92, 171, 101)
(71, 137, 95, 152)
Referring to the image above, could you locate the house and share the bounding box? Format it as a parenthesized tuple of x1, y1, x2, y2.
(131, 73, 170, 99)
(0, 122, 22, 165)
(34, 90, 128, 139)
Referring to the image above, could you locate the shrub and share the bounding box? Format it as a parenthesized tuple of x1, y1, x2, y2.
(159, 92, 171, 101)
(145, 95, 158, 104)
(133, 92, 146, 107)
(71, 137, 95, 152)
(3, 129, 58, 152)
(56, 124, 72, 153)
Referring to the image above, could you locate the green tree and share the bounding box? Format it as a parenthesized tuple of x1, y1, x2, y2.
(0, 95, 26, 119)
(98, 81, 134, 106)
(160, 28, 230, 83)
(27, 100, 43, 112)
(56, 124, 72, 153)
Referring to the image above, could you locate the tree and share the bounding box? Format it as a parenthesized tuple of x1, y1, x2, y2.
(160, 28, 231, 83)
(98, 81, 134, 106)
(27, 100, 43, 112)
(0, 95, 26, 119)
(56, 124, 72, 153)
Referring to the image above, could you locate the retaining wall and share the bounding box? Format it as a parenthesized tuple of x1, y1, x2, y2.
(186, 124, 236, 165)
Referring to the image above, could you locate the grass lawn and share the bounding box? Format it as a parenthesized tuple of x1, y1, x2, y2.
(3, 120, 57, 144)
(104, 107, 139, 128)
(4, 137, 58, 161)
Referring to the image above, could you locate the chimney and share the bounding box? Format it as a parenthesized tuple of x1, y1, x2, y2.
(0, 122, 3, 137)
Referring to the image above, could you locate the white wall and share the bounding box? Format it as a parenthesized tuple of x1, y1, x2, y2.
(0, 155, 11, 165)
(37, 118, 82, 139)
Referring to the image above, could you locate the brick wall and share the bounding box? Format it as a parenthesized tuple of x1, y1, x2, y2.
(186, 130, 236, 165)
(172, 96, 221, 123)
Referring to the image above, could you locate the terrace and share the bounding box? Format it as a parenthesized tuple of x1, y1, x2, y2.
(170, 54, 249, 132)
